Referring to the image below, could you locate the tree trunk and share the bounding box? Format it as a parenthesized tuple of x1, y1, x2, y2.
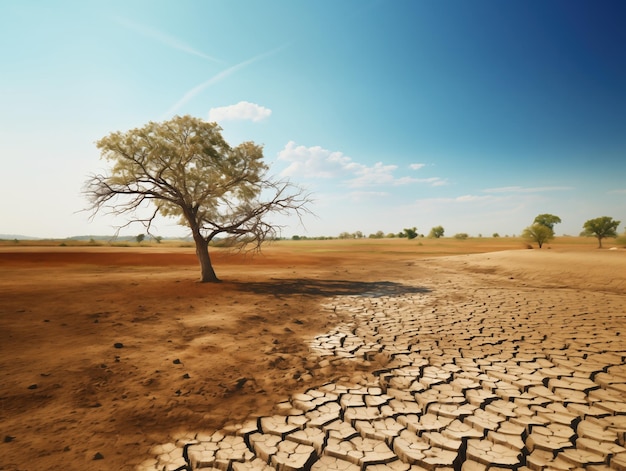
(598, 236, 603, 248)
(193, 233, 220, 282)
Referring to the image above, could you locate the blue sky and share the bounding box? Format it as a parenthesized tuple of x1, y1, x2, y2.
(1, 0, 624, 239)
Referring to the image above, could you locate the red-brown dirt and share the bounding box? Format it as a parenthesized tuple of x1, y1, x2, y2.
(0, 238, 623, 470)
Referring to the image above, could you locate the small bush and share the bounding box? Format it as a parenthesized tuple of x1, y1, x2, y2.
(428, 226, 444, 238)
(454, 233, 469, 240)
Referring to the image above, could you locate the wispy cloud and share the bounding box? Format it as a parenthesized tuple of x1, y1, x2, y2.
(115, 17, 222, 63)
(413, 195, 495, 205)
(209, 101, 272, 122)
(278, 142, 446, 188)
(163, 45, 287, 118)
(608, 188, 626, 194)
(409, 163, 426, 170)
(349, 191, 389, 200)
(395, 176, 448, 187)
(482, 186, 574, 194)
(455, 194, 494, 202)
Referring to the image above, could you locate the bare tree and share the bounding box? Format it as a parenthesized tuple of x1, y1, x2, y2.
(84, 115, 311, 282)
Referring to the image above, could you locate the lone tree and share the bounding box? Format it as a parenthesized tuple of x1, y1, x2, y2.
(428, 225, 444, 238)
(522, 223, 554, 248)
(533, 213, 561, 231)
(582, 216, 621, 248)
(84, 115, 311, 282)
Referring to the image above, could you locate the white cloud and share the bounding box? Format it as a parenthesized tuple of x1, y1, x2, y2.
(409, 163, 426, 170)
(209, 101, 272, 123)
(278, 141, 365, 179)
(608, 188, 626, 194)
(348, 162, 398, 187)
(483, 186, 573, 194)
(278, 142, 446, 188)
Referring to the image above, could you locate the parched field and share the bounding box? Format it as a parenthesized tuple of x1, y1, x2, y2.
(0, 237, 624, 471)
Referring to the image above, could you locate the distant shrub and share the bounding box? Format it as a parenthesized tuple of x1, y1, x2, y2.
(454, 233, 469, 240)
(428, 226, 444, 238)
(403, 227, 418, 239)
(492, 233, 500, 238)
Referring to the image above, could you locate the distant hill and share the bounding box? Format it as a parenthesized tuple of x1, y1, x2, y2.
(66, 235, 137, 241)
(0, 234, 193, 242)
(0, 234, 41, 240)
(66, 235, 192, 242)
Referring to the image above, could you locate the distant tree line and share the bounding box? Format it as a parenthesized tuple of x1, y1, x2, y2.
(290, 215, 625, 249)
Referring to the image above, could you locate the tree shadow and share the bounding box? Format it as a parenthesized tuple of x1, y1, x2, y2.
(233, 278, 430, 298)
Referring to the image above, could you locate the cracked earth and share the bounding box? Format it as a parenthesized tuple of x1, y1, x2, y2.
(139, 250, 626, 471)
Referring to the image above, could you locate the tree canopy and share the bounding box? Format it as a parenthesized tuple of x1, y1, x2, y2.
(533, 214, 561, 231)
(84, 115, 311, 282)
(582, 216, 621, 248)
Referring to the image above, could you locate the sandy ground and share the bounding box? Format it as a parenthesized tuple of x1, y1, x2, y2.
(0, 240, 624, 470)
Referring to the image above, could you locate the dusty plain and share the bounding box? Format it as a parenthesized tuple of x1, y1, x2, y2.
(0, 237, 625, 470)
